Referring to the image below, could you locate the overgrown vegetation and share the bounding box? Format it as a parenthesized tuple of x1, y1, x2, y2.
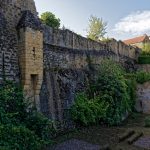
(71, 93, 108, 126)
(135, 71, 150, 84)
(71, 59, 137, 126)
(0, 81, 56, 150)
(127, 71, 150, 84)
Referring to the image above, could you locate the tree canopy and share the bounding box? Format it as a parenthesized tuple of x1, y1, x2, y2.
(87, 15, 107, 41)
(142, 43, 150, 55)
(40, 12, 60, 29)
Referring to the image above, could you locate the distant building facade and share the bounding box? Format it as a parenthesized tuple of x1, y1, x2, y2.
(123, 34, 150, 48)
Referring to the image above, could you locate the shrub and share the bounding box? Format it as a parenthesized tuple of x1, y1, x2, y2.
(25, 111, 57, 141)
(0, 125, 42, 150)
(71, 59, 136, 126)
(138, 56, 150, 64)
(91, 60, 133, 125)
(71, 93, 108, 126)
(0, 81, 27, 125)
(135, 71, 150, 84)
(0, 81, 56, 149)
(125, 79, 136, 111)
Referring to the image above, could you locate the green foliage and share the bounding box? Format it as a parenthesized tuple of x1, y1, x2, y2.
(92, 60, 133, 125)
(138, 42, 150, 64)
(125, 78, 137, 111)
(71, 93, 108, 126)
(145, 116, 150, 127)
(126, 71, 150, 84)
(101, 37, 112, 42)
(0, 81, 27, 125)
(0, 125, 42, 150)
(0, 81, 56, 150)
(138, 56, 150, 64)
(25, 111, 56, 141)
(135, 71, 150, 84)
(40, 12, 60, 28)
(71, 59, 136, 126)
(87, 15, 107, 41)
(142, 43, 150, 56)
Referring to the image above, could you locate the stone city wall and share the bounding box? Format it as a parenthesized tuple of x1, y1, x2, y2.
(0, 11, 19, 82)
(0, 0, 141, 126)
(40, 25, 140, 125)
(42, 25, 139, 60)
(0, 0, 37, 30)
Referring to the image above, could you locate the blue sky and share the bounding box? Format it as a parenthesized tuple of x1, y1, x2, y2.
(34, 0, 150, 40)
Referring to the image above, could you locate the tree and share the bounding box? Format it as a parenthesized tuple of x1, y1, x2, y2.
(87, 15, 107, 41)
(142, 43, 150, 55)
(40, 12, 60, 29)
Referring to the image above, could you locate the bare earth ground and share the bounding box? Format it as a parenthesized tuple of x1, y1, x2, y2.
(48, 113, 150, 150)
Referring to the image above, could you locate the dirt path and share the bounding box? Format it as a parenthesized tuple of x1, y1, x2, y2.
(49, 114, 150, 150)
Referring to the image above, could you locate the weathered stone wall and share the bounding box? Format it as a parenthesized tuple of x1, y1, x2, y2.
(0, 0, 37, 31)
(136, 82, 150, 114)
(0, 0, 141, 126)
(40, 25, 140, 125)
(43, 44, 117, 69)
(42, 25, 139, 61)
(0, 0, 37, 82)
(0, 11, 19, 82)
(136, 65, 150, 114)
(40, 44, 117, 124)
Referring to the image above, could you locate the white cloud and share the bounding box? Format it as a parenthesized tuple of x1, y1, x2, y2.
(113, 11, 150, 35)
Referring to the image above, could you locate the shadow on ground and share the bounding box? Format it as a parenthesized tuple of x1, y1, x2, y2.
(47, 113, 150, 150)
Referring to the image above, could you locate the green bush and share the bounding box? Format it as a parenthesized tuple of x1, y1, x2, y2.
(0, 125, 42, 150)
(25, 111, 56, 141)
(126, 79, 136, 110)
(135, 71, 150, 84)
(145, 117, 150, 127)
(0, 81, 56, 150)
(71, 59, 136, 126)
(138, 56, 150, 64)
(71, 93, 108, 126)
(0, 81, 27, 125)
(91, 60, 133, 125)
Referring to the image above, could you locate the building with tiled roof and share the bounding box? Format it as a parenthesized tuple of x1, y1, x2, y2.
(123, 34, 150, 48)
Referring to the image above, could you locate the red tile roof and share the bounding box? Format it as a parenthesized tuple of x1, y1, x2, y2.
(123, 35, 148, 45)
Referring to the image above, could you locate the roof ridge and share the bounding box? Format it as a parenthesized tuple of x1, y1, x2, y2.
(123, 34, 149, 45)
